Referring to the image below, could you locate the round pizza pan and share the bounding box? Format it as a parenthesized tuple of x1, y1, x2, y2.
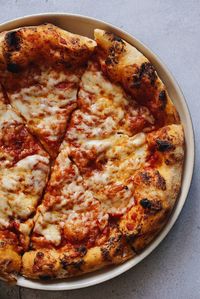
(0, 13, 195, 290)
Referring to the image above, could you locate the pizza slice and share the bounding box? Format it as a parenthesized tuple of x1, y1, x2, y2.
(22, 146, 133, 279)
(64, 60, 156, 172)
(71, 60, 155, 138)
(23, 120, 184, 280)
(0, 24, 96, 158)
(0, 94, 50, 281)
(119, 124, 184, 252)
(94, 29, 179, 127)
(63, 60, 184, 221)
(66, 100, 184, 225)
(75, 132, 148, 216)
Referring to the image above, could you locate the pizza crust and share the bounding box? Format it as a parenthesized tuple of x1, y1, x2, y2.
(0, 246, 21, 282)
(22, 228, 133, 280)
(0, 231, 21, 282)
(119, 124, 184, 252)
(0, 23, 96, 73)
(94, 29, 179, 126)
(0, 24, 97, 158)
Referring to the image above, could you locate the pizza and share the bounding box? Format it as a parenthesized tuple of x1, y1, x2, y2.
(0, 24, 184, 282)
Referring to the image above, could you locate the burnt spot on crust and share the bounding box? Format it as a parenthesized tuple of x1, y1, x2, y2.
(76, 245, 87, 257)
(140, 172, 151, 184)
(125, 234, 138, 253)
(105, 37, 126, 66)
(159, 90, 167, 110)
(105, 56, 116, 65)
(156, 139, 174, 152)
(0, 241, 5, 248)
(7, 62, 21, 73)
(36, 251, 44, 259)
(140, 170, 166, 190)
(105, 32, 125, 44)
(126, 233, 136, 244)
(155, 171, 166, 190)
(33, 251, 56, 273)
(60, 258, 68, 270)
(132, 62, 157, 87)
(101, 247, 112, 261)
(5, 31, 21, 51)
(71, 260, 84, 270)
(140, 198, 162, 214)
(140, 198, 152, 208)
(112, 35, 125, 43)
(101, 234, 125, 261)
(60, 257, 84, 271)
(113, 242, 124, 257)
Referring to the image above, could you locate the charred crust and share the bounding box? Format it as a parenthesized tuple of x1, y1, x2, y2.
(140, 172, 151, 184)
(105, 56, 116, 65)
(125, 234, 138, 252)
(64, 61, 73, 68)
(165, 159, 171, 165)
(140, 198, 152, 208)
(105, 38, 125, 66)
(139, 170, 166, 190)
(36, 252, 44, 258)
(60, 258, 68, 270)
(7, 63, 21, 73)
(132, 62, 157, 87)
(113, 242, 124, 257)
(112, 35, 125, 44)
(60, 257, 84, 271)
(72, 260, 84, 270)
(101, 247, 112, 261)
(140, 198, 162, 213)
(0, 241, 5, 248)
(155, 171, 166, 190)
(156, 139, 174, 152)
(159, 90, 167, 110)
(126, 233, 136, 244)
(5, 31, 21, 50)
(101, 234, 125, 260)
(76, 245, 87, 257)
(105, 32, 125, 44)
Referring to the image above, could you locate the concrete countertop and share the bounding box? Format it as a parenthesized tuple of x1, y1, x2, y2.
(0, 1, 199, 298)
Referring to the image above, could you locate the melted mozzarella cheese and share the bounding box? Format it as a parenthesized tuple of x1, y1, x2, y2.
(66, 63, 131, 143)
(79, 64, 128, 106)
(31, 61, 153, 243)
(130, 132, 146, 147)
(19, 219, 33, 236)
(39, 224, 61, 246)
(9, 66, 81, 146)
(0, 154, 49, 220)
(0, 194, 12, 228)
(33, 150, 109, 245)
(16, 155, 49, 169)
(84, 139, 113, 152)
(0, 106, 22, 127)
(81, 133, 147, 214)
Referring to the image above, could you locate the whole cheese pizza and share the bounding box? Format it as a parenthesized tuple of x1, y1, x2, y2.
(0, 24, 184, 282)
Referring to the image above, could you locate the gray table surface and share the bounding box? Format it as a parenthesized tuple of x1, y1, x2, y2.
(0, 0, 199, 298)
